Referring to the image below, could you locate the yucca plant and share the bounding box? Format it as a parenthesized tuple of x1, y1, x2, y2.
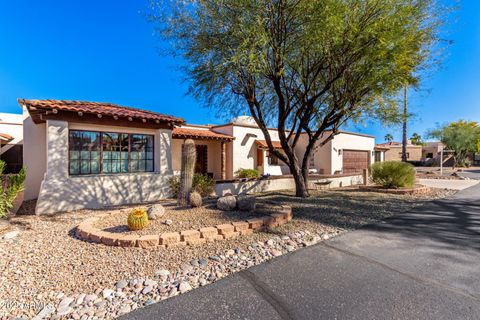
(0, 160, 26, 218)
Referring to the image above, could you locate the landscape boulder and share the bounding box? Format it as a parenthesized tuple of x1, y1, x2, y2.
(237, 195, 256, 211)
(147, 204, 165, 220)
(216, 195, 237, 211)
(189, 191, 203, 207)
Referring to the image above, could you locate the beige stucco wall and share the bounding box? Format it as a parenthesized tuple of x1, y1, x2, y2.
(172, 138, 223, 179)
(24, 118, 174, 214)
(23, 109, 47, 200)
(384, 146, 423, 161)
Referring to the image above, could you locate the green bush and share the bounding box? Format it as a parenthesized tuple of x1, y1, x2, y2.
(237, 168, 260, 179)
(0, 160, 26, 218)
(168, 173, 215, 198)
(192, 174, 215, 197)
(370, 161, 415, 189)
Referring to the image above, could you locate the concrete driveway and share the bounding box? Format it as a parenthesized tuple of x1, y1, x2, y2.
(418, 178, 479, 190)
(122, 184, 480, 320)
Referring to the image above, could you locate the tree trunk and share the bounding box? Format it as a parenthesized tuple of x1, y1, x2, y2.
(401, 82, 408, 162)
(290, 164, 309, 197)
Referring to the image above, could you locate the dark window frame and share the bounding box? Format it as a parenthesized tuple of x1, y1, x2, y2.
(68, 129, 154, 176)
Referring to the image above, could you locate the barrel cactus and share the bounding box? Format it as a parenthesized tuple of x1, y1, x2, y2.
(178, 139, 196, 206)
(127, 208, 149, 230)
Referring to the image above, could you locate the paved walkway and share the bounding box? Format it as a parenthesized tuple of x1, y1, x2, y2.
(418, 178, 479, 190)
(123, 184, 480, 320)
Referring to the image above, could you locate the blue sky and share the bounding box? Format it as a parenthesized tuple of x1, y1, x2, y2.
(0, 0, 478, 142)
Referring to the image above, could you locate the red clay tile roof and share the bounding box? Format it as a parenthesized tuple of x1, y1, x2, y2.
(0, 133, 13, 141)
(255, 140, 283, 149)
(18, 99, 184, 124)
(172, 127, 234, 141)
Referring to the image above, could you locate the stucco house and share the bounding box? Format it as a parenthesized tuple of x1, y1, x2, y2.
(20, 99, 184, 214)
(294, 130, 377, 175)
(0, 112, 23, 173)
(20, 99, 379, 214)
(376, 141, 423, 162)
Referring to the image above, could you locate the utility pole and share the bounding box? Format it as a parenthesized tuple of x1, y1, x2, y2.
(401, 82, 408, 162)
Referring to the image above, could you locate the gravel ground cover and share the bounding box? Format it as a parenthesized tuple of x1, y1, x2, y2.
(93, 204, 256, 235)
(0, 187, 455, 319)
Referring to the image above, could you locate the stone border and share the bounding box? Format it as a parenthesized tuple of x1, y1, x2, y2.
(76, 205, 293, 248)
(358, 185, 430, 195)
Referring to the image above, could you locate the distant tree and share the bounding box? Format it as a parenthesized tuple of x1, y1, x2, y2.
(410, 132, 424, 145)
(384, 134, 394, 143)
(152, 0, 446, 197)
(428, 121, 480, 168)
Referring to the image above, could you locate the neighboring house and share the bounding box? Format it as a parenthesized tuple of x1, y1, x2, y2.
(376, 141, 423, 162)
(171, 124, 234, 180)
(171, 116, 290, 180)
(0, 112, 23, 173)
(295, 130, 377, 175)
(20, 99, 184, 214)
(422, 141, 445, 165)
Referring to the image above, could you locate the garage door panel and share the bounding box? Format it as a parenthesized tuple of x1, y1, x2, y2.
(343, 150, 368, 174)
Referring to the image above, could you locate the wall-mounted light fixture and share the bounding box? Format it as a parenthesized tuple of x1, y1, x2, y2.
(338, 149, 342, 156)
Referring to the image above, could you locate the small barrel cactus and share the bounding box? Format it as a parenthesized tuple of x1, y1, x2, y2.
(189, 191, 203, 207)
(178, 139, 196, 207)
(127, 208, 149, 231)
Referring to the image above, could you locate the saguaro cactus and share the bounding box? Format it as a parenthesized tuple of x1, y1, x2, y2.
(178, 139, 196, 206)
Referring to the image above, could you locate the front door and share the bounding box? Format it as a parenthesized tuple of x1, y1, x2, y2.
(195, 145, 208, 174)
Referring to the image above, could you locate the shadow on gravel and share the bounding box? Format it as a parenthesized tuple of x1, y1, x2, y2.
(257, 190, 429, 231)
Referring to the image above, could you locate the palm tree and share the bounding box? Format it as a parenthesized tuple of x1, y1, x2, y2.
(384, 133, 394, 143)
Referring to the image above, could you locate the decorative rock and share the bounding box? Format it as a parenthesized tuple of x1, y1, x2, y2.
(179, 281, 192, 293)
(58, 297, 74, 308)
(164, 219, 173, 226)
(142, 285, 153, 295)
(216, 195, 237, 211)
(237, 195, 256, 211)
(189, 191, 203, 207)
(209, 255, 221, 262)
(102, 289, 114, 299)
(115, 280, 128, 290)
(147, 204, 165, 220)
(3, 230, 20, 240)
(33, 304, 55, 320)
(57, 305, 73, 316)
(155, 269, 170, 277)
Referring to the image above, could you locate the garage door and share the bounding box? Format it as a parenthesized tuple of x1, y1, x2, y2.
(342, 150, 369, 174)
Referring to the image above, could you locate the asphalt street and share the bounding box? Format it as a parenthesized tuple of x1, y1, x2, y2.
(123, 182, 480, 320)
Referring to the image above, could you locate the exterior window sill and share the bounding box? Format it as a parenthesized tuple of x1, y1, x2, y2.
(68, 171, 162, 178)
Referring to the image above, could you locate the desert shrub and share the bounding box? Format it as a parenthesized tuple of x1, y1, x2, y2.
(370, 161, 415, 189)
(0, 161, 26, 218)
(192, 174, 215, 197)
(168, 176, 181, 198)
(169, 174, 215, 198)
(237, 168, 260, 179)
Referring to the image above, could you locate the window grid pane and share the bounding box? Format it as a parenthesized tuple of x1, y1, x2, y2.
(69, 130, 154, 175)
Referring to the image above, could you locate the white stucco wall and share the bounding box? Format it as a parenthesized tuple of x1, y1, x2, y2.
(0, 113, 23, 145)
(330, 133, 375, 174)
(215, 174, 363, 196)
(294, 132, 375, 175)
(23, 109, 46, 200)
(294, 133, 332, 174)
(213, 124, 289, 178)
(25, 118, 174, 214)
